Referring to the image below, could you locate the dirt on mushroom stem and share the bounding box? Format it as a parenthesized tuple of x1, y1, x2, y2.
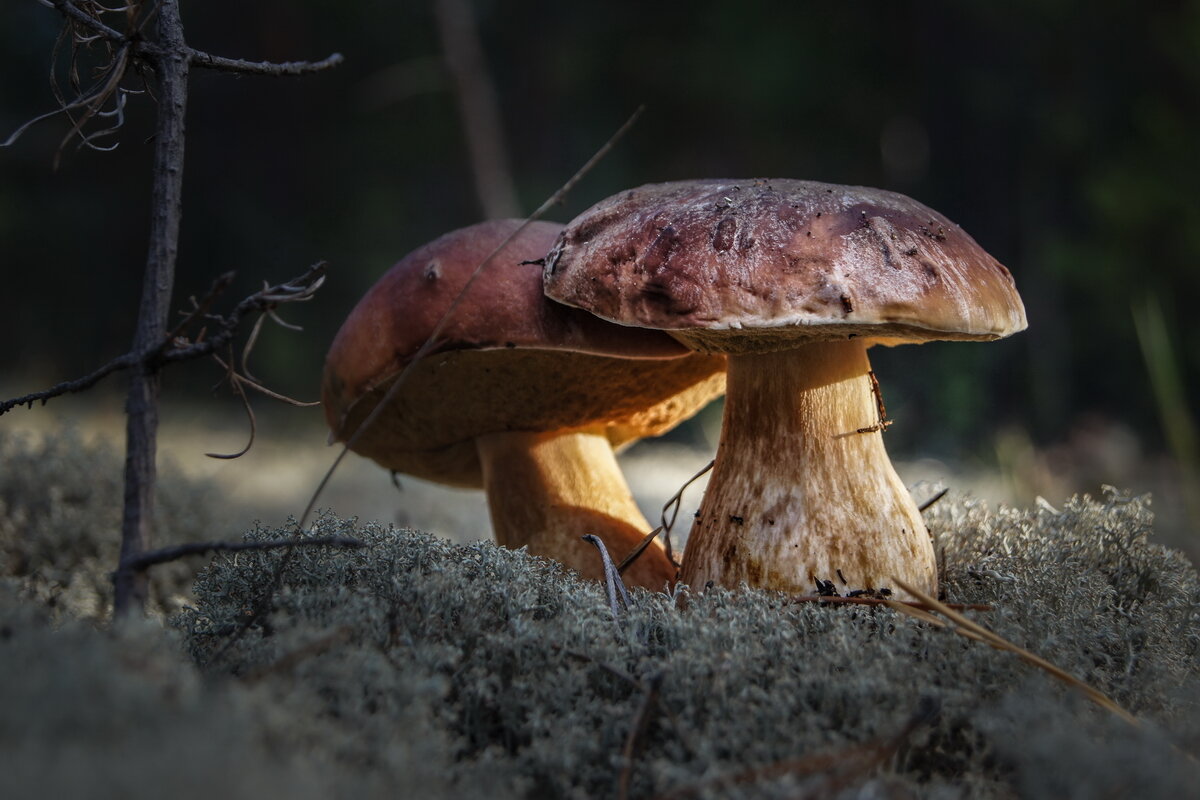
(677, 337, 937, 599)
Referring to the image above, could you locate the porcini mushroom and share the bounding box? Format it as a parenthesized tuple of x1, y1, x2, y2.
(542, 180, 1026, 598)
(322, 219, 725, 589)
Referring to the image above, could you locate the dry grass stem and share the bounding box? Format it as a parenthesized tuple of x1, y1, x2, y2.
(887, 576, 1141, 728)
(583, 534, 631, 624)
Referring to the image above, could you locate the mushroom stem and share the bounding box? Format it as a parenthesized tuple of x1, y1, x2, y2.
(679, 339, 936, 598)
(476, 428, 676, 590)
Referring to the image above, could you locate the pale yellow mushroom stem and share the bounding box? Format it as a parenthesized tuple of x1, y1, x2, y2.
(477, 427, 676, 591)
(679, 339, 936, 599)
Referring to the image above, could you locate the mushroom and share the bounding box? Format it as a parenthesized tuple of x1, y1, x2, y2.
(322, 219, 725, 589)
(542, 180, 1026, 598)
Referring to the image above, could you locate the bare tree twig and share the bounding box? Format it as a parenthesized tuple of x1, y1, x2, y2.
(50, 0, 127, 43)
(166, 271, 235, 340)
(158, 263, 326, 364)
(0, 352, 141, 415)
(0, 264, 324, 418)
(185, 49, 345, 76)
(117, 534, 364, 574)
(617, 458, 713, 575)
(918, 487, 950, 513)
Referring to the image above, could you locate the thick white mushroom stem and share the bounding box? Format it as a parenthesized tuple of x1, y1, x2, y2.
(679, 339, 936, 599)
(476, 428, 677, 590)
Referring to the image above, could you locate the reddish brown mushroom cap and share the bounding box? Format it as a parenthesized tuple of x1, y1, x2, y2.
(322, 219, 725, 487)
(543, 179, 1027, 353)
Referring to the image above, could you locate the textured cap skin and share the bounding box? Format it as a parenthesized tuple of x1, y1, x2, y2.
(322, 219, 725, 486)
(543, 179, 1027, 354)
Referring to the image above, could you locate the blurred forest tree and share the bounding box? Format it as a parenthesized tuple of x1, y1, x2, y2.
(0, 1, 1196, 513)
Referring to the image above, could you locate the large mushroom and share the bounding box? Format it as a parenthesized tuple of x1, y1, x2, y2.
(322, 219, 725, 589)
(542, 180, 1026, 598)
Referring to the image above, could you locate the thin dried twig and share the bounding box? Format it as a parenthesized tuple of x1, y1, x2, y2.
(0, 351, 141, 414)
(617, 457, 715, 574)
(185, 49, 344, 76)
(886, 576, 1141, 728)
(6, 2, 342, 156)
(117, 534, 364, 574)
(918, 487, 950, 513)
(205, 348, 257, 460)
(0, 264, 325, 418)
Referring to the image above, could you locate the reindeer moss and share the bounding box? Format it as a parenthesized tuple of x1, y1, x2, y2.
(168, 489, 1200, 799)
(0, 428, 234, 621)
(1, 425, 1196, 797)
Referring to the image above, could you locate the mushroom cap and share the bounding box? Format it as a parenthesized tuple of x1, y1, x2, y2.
(543, 179, 1027, 354)
(322, 219, 725, 486)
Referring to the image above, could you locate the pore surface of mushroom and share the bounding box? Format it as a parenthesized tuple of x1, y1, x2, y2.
(543, 180, 1027, 598)
(323, 219, 725, 589)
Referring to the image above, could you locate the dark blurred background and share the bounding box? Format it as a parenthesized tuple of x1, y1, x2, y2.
(1, 1, 1197, 547)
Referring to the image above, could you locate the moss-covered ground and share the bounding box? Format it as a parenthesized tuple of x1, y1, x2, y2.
(2, 430, 1197, 798)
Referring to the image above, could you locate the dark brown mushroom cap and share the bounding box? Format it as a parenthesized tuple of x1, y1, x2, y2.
(543, 179, 1027, 354)
(322, 219, 725, 486)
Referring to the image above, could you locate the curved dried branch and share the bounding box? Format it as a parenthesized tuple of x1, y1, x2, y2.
(205, 351, 257, 460)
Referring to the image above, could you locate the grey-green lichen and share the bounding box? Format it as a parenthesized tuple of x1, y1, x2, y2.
(0, 428, 234, 621)
(1, 426, 1197, 797)
(173, 489, 1198, 799)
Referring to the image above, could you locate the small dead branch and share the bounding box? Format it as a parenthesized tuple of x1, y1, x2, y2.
(0, 264, 326, 418)
(918, 486, 950, 513)
(617, 458, 714, 575)
(0, 351, 141, 414)
(116, 534, 364, 575)
(5, 1, 342, 160)
(184, 50, 344, 76)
